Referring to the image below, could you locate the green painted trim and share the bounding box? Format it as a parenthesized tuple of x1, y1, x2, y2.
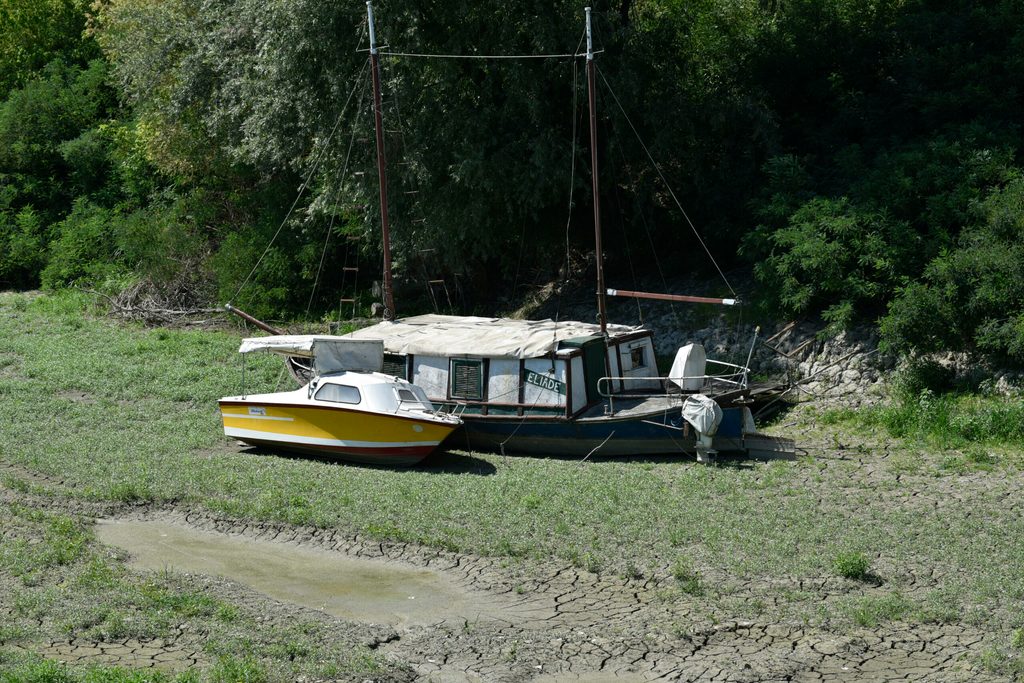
(450, 358, 484, 400)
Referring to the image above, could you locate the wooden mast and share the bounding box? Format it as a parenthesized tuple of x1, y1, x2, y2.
(585, 7, 608, 335)
(366, 2, 396, 320)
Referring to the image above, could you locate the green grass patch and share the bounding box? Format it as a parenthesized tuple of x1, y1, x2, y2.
(0, 506, 91, 583)
(3, 291, 1024, 640)
(207, 655, 267, 683)
(832, 551, 871, 581)
(978, 646, 1024, 678)
(844, 592, 915, 627)
(672, 557, 704, 596)
(822, 389, 1024, 452)
(0, 650, 190, 683)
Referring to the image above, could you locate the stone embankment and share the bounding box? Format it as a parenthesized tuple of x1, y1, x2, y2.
(646, 313, 1021, 405)
(650, 318, 896, 407)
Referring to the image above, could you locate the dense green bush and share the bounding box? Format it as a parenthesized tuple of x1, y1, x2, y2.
(40, 193, 224, 302)
(890, 358, 955, 398)
(0, 59, 115, 188)
(0, 58, 121, 288)
(881, 178, 1024, 366)
(0, 206, 46, 287)
(40, 199, 125, 289)
(833, 551, 871, 581)
(746, 196, 914, 330)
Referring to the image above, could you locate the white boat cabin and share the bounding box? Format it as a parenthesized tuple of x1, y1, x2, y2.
(346, 315, 660, 417)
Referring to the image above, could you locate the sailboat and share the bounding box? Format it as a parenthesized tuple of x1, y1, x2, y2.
(229, 4, 793, 461)
(345, 4, 792, 460)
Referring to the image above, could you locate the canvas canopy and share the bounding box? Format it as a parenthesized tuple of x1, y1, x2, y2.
(346, 315, 640, 359)
(238, 335, 383, 375)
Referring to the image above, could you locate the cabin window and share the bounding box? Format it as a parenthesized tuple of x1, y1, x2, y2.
(314, 383, 361, 404)
(630, 346, 647, 369)
(396, 387, 430, 409)
(383, 353, 408, 379)
(450, 359, 485, 400)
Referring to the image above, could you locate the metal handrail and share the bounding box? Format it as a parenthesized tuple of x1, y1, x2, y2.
(595, 362, 751, 416)
(597, 371, 748, 397)
(436, 400, 468, 418)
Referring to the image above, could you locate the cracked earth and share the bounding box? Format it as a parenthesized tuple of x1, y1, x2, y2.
(2, 452, 1013, 683)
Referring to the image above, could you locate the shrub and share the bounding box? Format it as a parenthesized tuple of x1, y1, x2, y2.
(881, 177, 1024, 367)
(833, 550, 870, 580)
(0, 206, 46, 287)
(40, 198, 125, 289)
(891, 358, 954, 399)
(746, 196, 916, 332)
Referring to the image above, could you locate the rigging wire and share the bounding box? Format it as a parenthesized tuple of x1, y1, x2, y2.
(595, 65, 738, 299)
(554, 29, 587, 336)
(381, 52, 437, 310)
(611, 178, 644, 326)
(304, 74, 369, 316)
(611, 139, 677, 322)
(228, 57, 370, 306)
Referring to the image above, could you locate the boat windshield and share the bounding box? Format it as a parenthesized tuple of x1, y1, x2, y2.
(314, 383, 362, 405)
(395, 386, 433, 410)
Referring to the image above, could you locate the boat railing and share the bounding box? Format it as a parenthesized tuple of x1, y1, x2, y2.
(597, 360, 750, 414)
(436, 401, 469, 418)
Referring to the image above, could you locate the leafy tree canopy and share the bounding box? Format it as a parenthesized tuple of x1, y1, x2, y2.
(0, 0, 99, 97)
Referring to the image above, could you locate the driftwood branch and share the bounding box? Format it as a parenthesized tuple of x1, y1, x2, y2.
(81, 283, 224, 325)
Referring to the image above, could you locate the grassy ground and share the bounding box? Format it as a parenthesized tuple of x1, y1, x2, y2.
(2, 291, 1024, 678)
(0, 501, 401, 682)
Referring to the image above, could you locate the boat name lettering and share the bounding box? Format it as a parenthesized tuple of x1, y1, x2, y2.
(248, 406, 267, 416)
(524, 370, 566, 395)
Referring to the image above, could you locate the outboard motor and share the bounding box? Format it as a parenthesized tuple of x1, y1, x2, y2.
(681, 394, 723, 463)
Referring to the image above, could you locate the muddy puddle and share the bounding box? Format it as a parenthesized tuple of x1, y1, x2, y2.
(96, 518, 502, 627)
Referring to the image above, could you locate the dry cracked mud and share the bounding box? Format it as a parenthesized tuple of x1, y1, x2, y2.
(0, 452, 1016, 682)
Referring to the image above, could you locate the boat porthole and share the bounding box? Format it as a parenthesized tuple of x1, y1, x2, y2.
(412, 424, 424, 433)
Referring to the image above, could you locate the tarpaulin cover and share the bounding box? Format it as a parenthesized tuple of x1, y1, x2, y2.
(346, 315, 640, 359)
(681, 394, 723, 436)
(237, 336, 383, 375)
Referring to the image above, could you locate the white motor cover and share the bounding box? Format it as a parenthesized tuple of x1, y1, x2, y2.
(681, 394, 723, 436)
(669, 343, 707, 391)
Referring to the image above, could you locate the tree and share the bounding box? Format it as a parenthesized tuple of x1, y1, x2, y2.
(92, 0, 777, 307)
(0, 0, 99, 97)
(882, 177, 1024, 366)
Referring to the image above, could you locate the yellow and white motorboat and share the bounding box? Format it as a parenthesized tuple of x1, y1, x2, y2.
(219, 336, 462, 466)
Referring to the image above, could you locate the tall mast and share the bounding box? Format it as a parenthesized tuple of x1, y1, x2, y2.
(367, 1, 395, 320)
(585, 7, 607, 335)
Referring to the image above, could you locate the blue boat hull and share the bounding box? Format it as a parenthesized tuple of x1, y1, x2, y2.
(457, 406, 748, 457)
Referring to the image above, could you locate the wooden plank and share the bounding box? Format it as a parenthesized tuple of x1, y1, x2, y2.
(607, 288, 738, 306)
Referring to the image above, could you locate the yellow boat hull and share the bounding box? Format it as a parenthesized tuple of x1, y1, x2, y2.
(219, 400, 458, 466)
